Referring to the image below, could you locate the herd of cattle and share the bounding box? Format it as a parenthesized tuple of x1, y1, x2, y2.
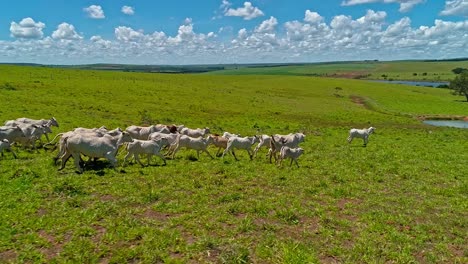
(0, 117, 311, 173)
(0, 117, 375, 173)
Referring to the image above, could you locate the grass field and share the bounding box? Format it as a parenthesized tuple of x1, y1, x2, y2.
(0, 65, 467, 263)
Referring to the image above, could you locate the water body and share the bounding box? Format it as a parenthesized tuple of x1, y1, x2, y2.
(423, 120, 468, 128)
(372, 80, 449, 87)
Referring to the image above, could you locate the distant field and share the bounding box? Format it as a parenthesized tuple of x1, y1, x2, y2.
(0, 65, 466, 263)
(208, 60, 468, 81)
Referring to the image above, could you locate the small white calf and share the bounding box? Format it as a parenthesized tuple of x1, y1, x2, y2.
(171, 135, 214, 160)
(222, 136, 259, 161)
(0, 139, 17, 159)
(123, 138, 169, 166)
(180, 127, 210, 138)
(278, 146, 304, 168)
(347, 127, 375, 146)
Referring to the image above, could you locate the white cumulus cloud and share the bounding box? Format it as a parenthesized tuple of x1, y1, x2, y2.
(10, 17, 45, 39)
(52, 23, 83, 40)
(440, 0, 468, 16)
(122, 6, 135, 15)
(84, 5, 105, 19)
(115, 26, 144, 42)
(225, 2, 264, 20)
(341, 0, 425, 12)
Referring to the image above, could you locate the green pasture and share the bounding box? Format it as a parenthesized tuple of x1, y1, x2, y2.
(209, 60, 468, 82)
(0, 65, 467, 263)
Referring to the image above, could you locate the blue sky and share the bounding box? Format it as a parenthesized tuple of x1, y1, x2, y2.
(1, 0, 467, 64)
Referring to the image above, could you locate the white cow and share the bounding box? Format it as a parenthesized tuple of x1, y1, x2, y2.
(59, 132, 133, 173)
(15, 123, 51, 151)
(278, 146, 304, 168)
(6, 117, 59, 128)
(0, 139, 17, 159)
(180, 127, 210, 138)
(269, 133, 305, 163)
(5, 118, 57, 142)
(222, 136, 259, 161)
(47, 128, 123, 164)
(123, 138, 169, 166)
(208, 134, 230, 157)
(170, 135, 214, 160)
(0, 126, 26, 143)
(347, 127, 375, 146)
(253, 134, 271, 158)
(125, 125, 167, 140)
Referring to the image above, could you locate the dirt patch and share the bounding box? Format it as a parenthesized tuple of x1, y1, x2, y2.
(0, 249, 17, 262)
(99, 194, 116, 202)
(330, 72, 370, 79)
(37, 230, 72, 261)
(350, 95, 368, 109)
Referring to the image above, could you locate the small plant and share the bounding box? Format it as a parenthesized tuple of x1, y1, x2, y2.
(1, 82, 17, 90)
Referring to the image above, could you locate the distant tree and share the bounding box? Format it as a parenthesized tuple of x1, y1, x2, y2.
(449, 71, 468, 102)
(452, 67, 468, 74)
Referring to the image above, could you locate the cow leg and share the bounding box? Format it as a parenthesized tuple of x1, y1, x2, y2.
(58, 152, 72, 170)
(222, 146, 230, 159)
(123, 151, 132, 166)
(247, 149, 253, 160)
(204, 149, 213, 159)
(171, 145, 180, 159)
(294, 159, 300, 168)
(44, 133, 51, 143)
(154, 152, 166, 165)
(289, 158, 294, 167)
(72, 153, 83, 173)
(231, 150, 239, 161)
(134, 154, 144, 167)
(9, 148, 17, 159)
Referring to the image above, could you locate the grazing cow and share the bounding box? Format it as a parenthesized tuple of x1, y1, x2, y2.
(347, 127, 375, 146)
(170, 135, 214, 160)
(59, 132, 133, 173)
(278, 146, 304, 168)
(0, 126, 26, 143)
(180, 127, 210, 138)
(222, 136, 259, 161)
(123, 138, 169, 167)
(0, 139, 17, 159)
(269, 133, 305, 163)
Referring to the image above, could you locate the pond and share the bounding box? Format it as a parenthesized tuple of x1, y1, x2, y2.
(372, 80, 449, 88)
(423, 120, 468, 129)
